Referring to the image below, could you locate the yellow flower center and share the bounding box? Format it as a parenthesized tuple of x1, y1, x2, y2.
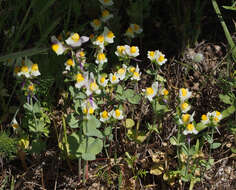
(76, 73, 84, 82)
(213, 117, 219, 122)
(134, 24, 140, 31)
(12, 123, 19, 129)
(97, 35, 104, 43)
(163, 89, 169, 96)
(182, 114, 190, 123)
(83, 108, 87, 114)
(133, 72, 139, 78)
(129, 67, 135, 73)
(102, 10, 109, 17)
(21, 66, 29, 73)
(215, 111, 221, 117)
(149, 51, 155, 58)
(118, 68, 125, 75)
(88, 107, 94, 114)
(71, 33, 80, 42)
(130, 46, 137, 54)
(181, 88, 187, 97)
(52, 44, 59, 52)
(146, 87, 154, 95)
(115, 109, 121, 117)
(100, 77, 105, 83)
(118, 46, 125, 53)
(181, 102, 189, 110)
(28, 84, 34, 91)
(93, 19, 101, 26)
(66, 59, 74, 66)
(102, 111, 108, 119)
(107, 31, 114, 38)
(127, 27, 133, 33)
(201, 114, 208, 121)
(90, 82, 98, 91)
(112, 75, 117, 81)
(98, 53, 105, 61)
(187, 123, 194, 131)
(158, 55, 165, 62)
(31, 64, 39, 71)
(79, 51, 85, 57)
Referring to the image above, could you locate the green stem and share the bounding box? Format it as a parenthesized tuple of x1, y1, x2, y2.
(212, 0, 236, 61)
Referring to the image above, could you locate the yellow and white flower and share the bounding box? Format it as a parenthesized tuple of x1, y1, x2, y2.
(212, 111, 222, 123)
(90, 19, 102, 31)
(30, 63, 40, 77)
(81, 99, 97, 118)
(65, 33, 89, 47)
(27, 83, 35, 93)
(115, 45, 127, 57)
(179, 112, 195, 125)
(109, 72, 119, 84)
(93, 35, 105, 50)
(147, 51, 156, 62)
(128, 66, 136, 74)
(155, 50, 167, 65)
(75, 72, 87, 89)
(51, 35, 66, 55)
(98, 75, 108, 87)
(143, 82, 158, 101)
(76, 50, 86, 65)
(179, 88, 192, 102)
(85, 73, 101, 96)
(130, 65, 141, 81)
(183, 123, 198, 135)
(101, 9, 113, 22)
(111, 109, 124, 120)
(180, 102, 191, 113)
(11, 118, 19, 130)
(160, 88, 169, 96)
(100, 110, 110, 122)
(103, 27, 115, 44)
(117, 64, 127, 80)
(18, 65, 31, 78)
(130, 24, 143, 34)
(201, 114, 210, 125)
(125, 45, 139, 57)
(64, 58, 75, 71)
(124, 26, 135, 38)
(95, 52, 108, 65)
(98, 0, 114, 7)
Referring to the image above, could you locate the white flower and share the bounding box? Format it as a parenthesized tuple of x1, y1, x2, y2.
(30, 63, 40, 77)
(100, 110, 110, 122)
(111, 109, 124, 120)
(98, 0, 114, 7)
(143, 82, 158, 101)
(183, 123, 198, 135)
(155, 50, 167, 65)
(11, 118, 19, 130)
(101, 9, 113, 22)
(51, 35, 66, 55)
(128, 66, 136, 74)
(180, 102, 191, 113)
(179, 88, 192, 102)
(103, 27, 115, 44)
(85, 73, 101, 96)
(130, 65, 141, 81)
(117, 64, 127, 80)
(93, 35, 105, 50)
(147, 51, 156, 62)
(130, 24, 143, 34)
(75, 72, 87, 89)
(64, 58, 75, 71)
(201, 114, 210, 125)
(95, 52, 107, 65)
(18, 64, 31, 78)
(160, 88, 169, 96)
(90, 19, 102, 31)
(98, 75, 108, 87)
(115, 45, 127, 57)
(125, 45, 139, 57)
(179, 112, 195, 125)
(65, 33, 89, 47)
(124, 26, 135, 38)
(211, 111, 222, 123)
(109, 72, 119, 84)
(81, 99, 98, 118)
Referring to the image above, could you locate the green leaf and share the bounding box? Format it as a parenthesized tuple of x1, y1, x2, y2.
(156, 74, 166, 82)
(170, 136, 178, 145)
(128, 95, 141, 104)
(30, 139, 46, 154)
(87, 116, 101, 128)
(23, 103, 33, 112)
(196, 122, 207, 132)
(222, 5, 236, 11)
(124, 89, 135, 98)
(195, 139, 200, 153)
(152, 101, 169, 114)
(82, 153, 96, 161)
(222, 105, 236, 119)
(104, 126, 112, 136)
(116, 85, 123, 95)
(75, 92, 87, 100)
(83, 123, 103, 138)
(67, 113, 79, 128)
(230, 147, 236, 153)
(125, 119, 135, 129)
(219, 94, 232, 105)
(33, 102, 41, 113)
(211, 142, 221, 149)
